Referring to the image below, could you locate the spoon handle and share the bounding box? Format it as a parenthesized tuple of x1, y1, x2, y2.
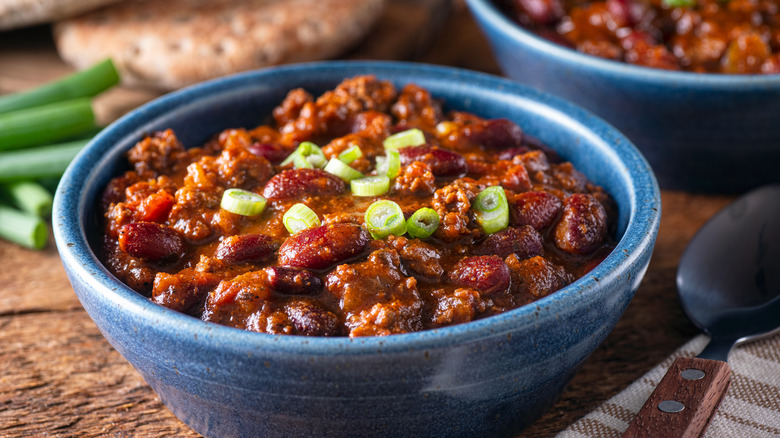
(622, 357, 731, 438)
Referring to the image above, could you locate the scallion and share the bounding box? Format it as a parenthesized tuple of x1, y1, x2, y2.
(350, 176, 390, 197)
(662, 0, 695, 7)
(406, 208, 439, 239)
(0, 98, 96, 151)
(283, 203, 320, 234)
(365, 200, 407, 239)
(338, 145, 363, 164)
(375, 150, 401, 178)
(220, 188, 267, 216)
(473, 186, 509, 234)
(0, 205, 47, 250)
(324, 158, 364, 182)
(383, 128, 426, 150)
(281, 141, 326, 169)
(0, 59, 120, 115)
(0, 139, 88, 182)
(0, 181, 53, 218)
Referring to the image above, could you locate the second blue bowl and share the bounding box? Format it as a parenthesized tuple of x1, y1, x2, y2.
(466, 0, 780, 193)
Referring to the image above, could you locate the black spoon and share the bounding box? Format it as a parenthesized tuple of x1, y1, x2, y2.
(624, 185, 780, 438)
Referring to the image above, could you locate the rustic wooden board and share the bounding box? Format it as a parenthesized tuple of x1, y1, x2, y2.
(0, 2, 736, 436)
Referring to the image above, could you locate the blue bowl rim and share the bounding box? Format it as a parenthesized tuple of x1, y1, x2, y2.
(53, 60, 660, 356)
(465, 0, 780, 89)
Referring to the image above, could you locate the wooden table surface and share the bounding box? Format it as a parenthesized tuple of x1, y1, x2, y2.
(0, 2, 736, 437)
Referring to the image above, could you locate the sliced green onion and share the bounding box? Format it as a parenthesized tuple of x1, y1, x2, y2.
(0, 139, 88, 182)
(324, 158, 364, 182)
(473, 186, 509, 234)
(220, 188, 267, 216)
(375, 150, 401, 178)
(383, 128, 426, 150)
(0, 205, 47, 250)
(0, 98, 96, 151)
(350, 176, 390, 197)
(406, 208, 440, 239)
(365, 200, 407, 239)
(281, 141, 326, 169)
(0, 58, 120, 115)
(662, 0, 695, 6)
(283, 203, 320, 234)
(338, 145, 363, 164)
(0, 181, 53, 218)
(292, 153, 313, 169)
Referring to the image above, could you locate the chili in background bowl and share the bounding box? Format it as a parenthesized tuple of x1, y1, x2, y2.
(465, 0, 780, 193)
(53, 61, 660, 438)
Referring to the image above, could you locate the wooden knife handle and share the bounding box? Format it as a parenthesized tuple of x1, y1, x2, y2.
(623, 357, 731, 438)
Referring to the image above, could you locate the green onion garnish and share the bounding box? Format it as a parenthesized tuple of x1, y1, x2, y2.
(282, 141, 326, 169)
(0, 98, 96, 151)
(220, 188, 267, 216)
(0, 205, 47, 250)
(338, 145, 363, 164)
(375, 150, 401, 178)
(662, 0, 695, 6)
(283, 203, 321, 234)
(383, 128, 426, 150)
(350, 176, 390, 197)
(0, 138, 88, 183)
(0, 59, 120, 115)
(0, 181, 53, 218)
(324, 158, 364, 182)
(406, 207, 440, 239)
(365, 200, 407, 239)
(473, 186, 509, 234)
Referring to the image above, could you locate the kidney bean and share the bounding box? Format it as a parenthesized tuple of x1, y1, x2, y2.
(497, 146, 531, 161)
(450, 255, 511, 295)
(285, 300, 342, 336)
(399, 145, 468, 178)
(215, 234, 275, 265)
(607, 0, 649, 28)
(511, 191, 563, 231)
(523, 135, 562, 163)
(554, 194, 608, 255)
(463, 118, 524, 150)
(265, 266, 322, 295)
(262, 168, 346, 200)
(248, 142, 291, 164)
(511, 0, 565, 25)
(278, 223, 369, 270)
(118, 222, 184, 261)
(474, 226, 544, 260)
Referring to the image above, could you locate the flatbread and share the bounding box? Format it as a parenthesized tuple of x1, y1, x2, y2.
(53, 0, 385, 90)
(0, 0, 119, 31)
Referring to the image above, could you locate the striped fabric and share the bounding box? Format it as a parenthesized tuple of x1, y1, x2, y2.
(558, 334, 780, 438)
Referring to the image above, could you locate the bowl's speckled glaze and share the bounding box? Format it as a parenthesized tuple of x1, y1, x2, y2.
(466, 0, 780, 193)
(53, 61, 660, 438)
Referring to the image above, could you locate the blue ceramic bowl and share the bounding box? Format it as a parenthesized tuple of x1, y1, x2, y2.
(53, 61, 660, 437)
(466, 0, 780, 193)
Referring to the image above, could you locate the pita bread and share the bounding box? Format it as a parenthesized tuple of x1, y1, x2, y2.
(53, 0, 385, 90)
(0, 0, 119, 30)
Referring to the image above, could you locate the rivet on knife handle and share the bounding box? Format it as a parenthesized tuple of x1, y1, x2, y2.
(622, 356, 731, 438)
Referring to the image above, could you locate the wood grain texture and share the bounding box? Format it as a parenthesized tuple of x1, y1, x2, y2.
(623, 357, 731, 438)
(0, 2, 737, 437)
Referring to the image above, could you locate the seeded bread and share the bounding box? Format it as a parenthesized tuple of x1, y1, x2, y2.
(0, 0, 119, 31)
(53, 0, 385, 90)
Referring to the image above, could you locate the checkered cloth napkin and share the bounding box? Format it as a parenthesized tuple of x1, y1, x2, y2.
(557, 334, 780, 438)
